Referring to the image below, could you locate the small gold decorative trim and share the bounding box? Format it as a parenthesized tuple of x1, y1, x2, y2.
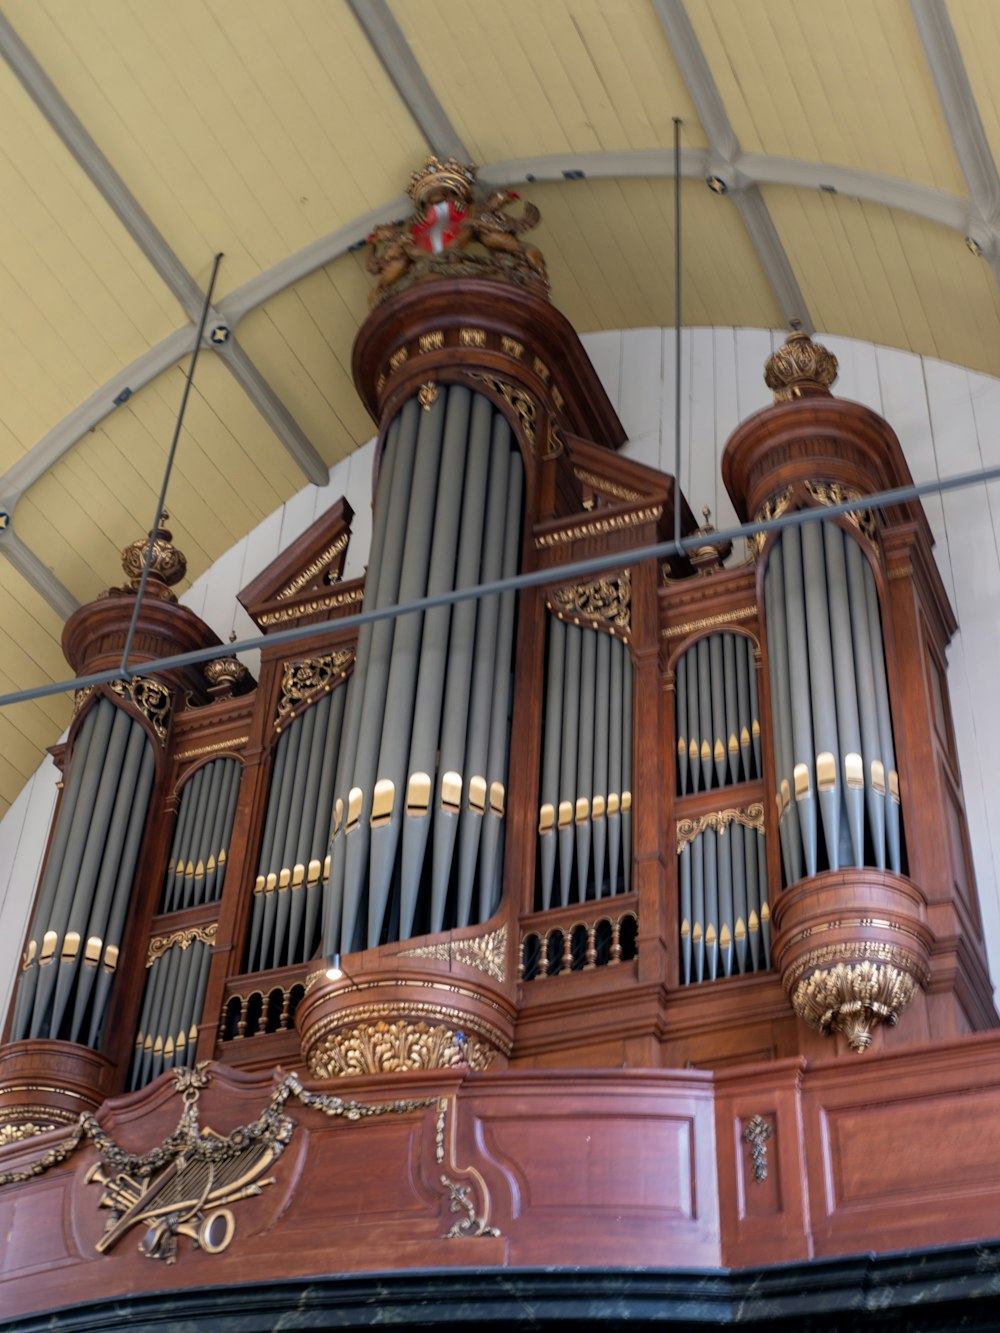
(535, 505, 663, 548)
(500, 336, 523, 359)
(804, 480, 877, 544)
(258, 585, 364, 627)
(662, 606, 757, 640)
(741, 1115, 772, 1183)
(275, 648, 355, 728)
(548, 570, 631, 637)
(399, 925, 507, 983)
(175, 737, 249, 762)
(109, 677, 172, 745)
(419, 331, 444, 353)
(418, 381, 439, 411)
(459, 327, 487, 347)
(0, 1120, 60, 1146)
(147, 924, 217, 967)
(72, 685, 95, 719)
(748, 488, 794, 558)
(275, 532, 349, 601)
(676, 802, 764, 854)
(389, 346, 408, 371)
(573, 467, 644, 505)
(466, 372, 536, 448)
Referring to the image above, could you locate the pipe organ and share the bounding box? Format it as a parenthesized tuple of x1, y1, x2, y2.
(1, 162, 996, 1304)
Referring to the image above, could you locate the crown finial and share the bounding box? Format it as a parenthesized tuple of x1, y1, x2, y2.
(120, 511, 187, 601)
(407, 155, 477, 209)
(764, 330, 838, 402)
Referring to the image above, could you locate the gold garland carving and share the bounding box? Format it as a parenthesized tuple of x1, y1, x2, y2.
(791, 960, 918, 1052)
(804, 480, 878, 544)
(175, 736, 249, 762)
(0, 1065, 448, 1260)
(676, 802, 764, 854)
(466, 373, 536, 448)
(572, 467, 644, 505)
(662, 606, 757, 639)
(275, 648, 355, 728)
(535, 505, 663, 549)
(275, 533, 349, 600)
(398, 925, 507, 983)
(147, 923, 217, 968)
(258, 585, 364, 627)
(109, 677, 172, 745)
(548, 570, 631, 637)
(748, 487, 794, 558)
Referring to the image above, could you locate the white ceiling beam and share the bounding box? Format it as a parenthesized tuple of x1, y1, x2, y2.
(910, 0, 1000, 287)
(346, 0, 468, 161)
(0, 10, 327, 486)
(651, 0, 813, 333)
(0, 528, 79, 619)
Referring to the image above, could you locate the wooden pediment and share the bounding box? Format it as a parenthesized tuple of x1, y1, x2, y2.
(239, 498, 360, 633)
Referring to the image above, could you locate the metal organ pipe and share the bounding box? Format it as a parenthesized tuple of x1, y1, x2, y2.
(321, 384, 524, 956)
(764, 518, 903, 883)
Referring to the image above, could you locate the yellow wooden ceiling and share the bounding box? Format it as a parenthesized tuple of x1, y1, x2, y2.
(0, 0, 997, 812)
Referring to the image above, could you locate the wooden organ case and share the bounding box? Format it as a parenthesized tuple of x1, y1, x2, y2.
(1, 159, 999, 1326)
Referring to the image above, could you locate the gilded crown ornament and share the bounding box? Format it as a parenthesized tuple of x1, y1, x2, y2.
(764, 330, 838, 402)
(204, 655, 250, 697)
(120, 511, 187, 601)
(407, 155, 477, 207)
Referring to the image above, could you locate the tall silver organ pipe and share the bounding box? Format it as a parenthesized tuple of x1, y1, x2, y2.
(247, 682, 347, 973)
(764, 517, 903, 881)
(323, 385, 523, 954)
(678, 820, 769, 983)
(162, 757, 241, 913)
(130, 934, 212, 1088)
(675, 634, 760, 793)
(537, 615, 633, 909)
(10, 696, 156, 1045)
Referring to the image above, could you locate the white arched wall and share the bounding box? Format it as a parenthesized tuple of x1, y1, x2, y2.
(1, 328, 998, 1016)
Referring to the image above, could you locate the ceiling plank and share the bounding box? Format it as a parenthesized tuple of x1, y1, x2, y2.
(651, 0, 814, 333)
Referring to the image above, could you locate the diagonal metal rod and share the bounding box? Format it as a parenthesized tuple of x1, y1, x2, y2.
(119, 253, 223, 675)
(2, 458, 1000, 712)
(673, 117, 683, 547)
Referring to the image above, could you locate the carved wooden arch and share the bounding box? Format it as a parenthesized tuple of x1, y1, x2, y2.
(664, 620, 762, 678)
(68, 679, 172, 758)
(171, 748, 245, 801)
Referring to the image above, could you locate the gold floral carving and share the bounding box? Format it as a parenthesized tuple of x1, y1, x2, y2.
(175, 736, 249, 762)
(573, 468, 644, 504)
(442, 1175, 501, 1238)
(662, 606, 757, 640)
(0, 1121, 59, 1146)
(398, 925, 507, 983)
(308, 1018, 495, 1078)
(741, 1115, 772, 1184)
(275, 648, 355, 728)
(548, 571, 631, 637)
(466, 372, 536, 448)
(418, 381, 439, 411)
(748, 487, 794, 558)
(764, 331, 838, 401)
(535, 505, 663, 548)
(676, 802, 764, 854)
(146, 923, 217, 968)
(258, 585, 364, 627)
(791, 960, 918, 1052)
(109, 677, 172, 745)
(804, 479, 878, 544)
(781, 940, 930, 993)
(274, 533, 349, 600)
(120, 513, 187, 599)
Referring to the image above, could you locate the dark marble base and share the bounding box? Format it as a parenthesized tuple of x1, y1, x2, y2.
(9, 1243, 1000, 1331)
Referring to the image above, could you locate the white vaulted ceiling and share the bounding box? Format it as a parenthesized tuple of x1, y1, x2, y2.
(1, 0, 1000, 813)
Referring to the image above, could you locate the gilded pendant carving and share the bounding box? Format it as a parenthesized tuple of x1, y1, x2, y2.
(109, 677, 172, 745)
(742, 1115, 772, 1183)
(275, 648, 355, 728)
(418, 381, 439, 411)
(791, 960, 918, 1052)
(146, 924, 217, 968)
(547, 571, 631, 638)
(399, 925, 507, 983)
(676, 802, 764, 854)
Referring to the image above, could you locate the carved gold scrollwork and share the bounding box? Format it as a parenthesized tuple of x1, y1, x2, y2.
(109, 677, 172, 745)
(275, 648, 355, 729)
(547, 571, 631, 639)
(676, 802, 764, 854)
(399, 925, 507, 983)
(466, 372, 536, 449)
(748, 487, 794, 558)
(146, 923, 217, 968)
(804, 479, 878, 544)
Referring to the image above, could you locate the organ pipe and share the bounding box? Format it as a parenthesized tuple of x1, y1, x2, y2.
(764, 518, 903, 882)
(131, 935, 213, 1089)
(323, 384, 523, 957)
(537, 612, 633, 908)
(11, 696, 155, 1046)
(674, 634, 760, 794)
(677, 820, 769, 985)
(162, 757, 241, 914)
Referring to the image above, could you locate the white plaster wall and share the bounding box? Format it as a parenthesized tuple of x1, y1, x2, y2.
(1, 329, 998, 1017)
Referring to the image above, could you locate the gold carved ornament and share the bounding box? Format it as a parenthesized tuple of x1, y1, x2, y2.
(741, 1115, 772, 1184)
(399, 924, 507, 983)
(747, 488, 794, 559)
(465, 372, 536, 449)
(274, 532, 349, 600)
(0, 1065, 474, 1260)
(547, 570, 631, 640)
(109, 677, 172, 746)
(146, 924, 217, 968)
(676, 802, 764, 855)
(791, 959, 918, 1053)
(573, 467, 644, 506)
(306, 1010, 498, 1079)
(258, 584, 364, 628)
(803, 479, 878, 545)
(764, 331, 838, 401)
(119, 512, 187, 602)
(536, 505, 663, 549)
(275, 648, 355, 730)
